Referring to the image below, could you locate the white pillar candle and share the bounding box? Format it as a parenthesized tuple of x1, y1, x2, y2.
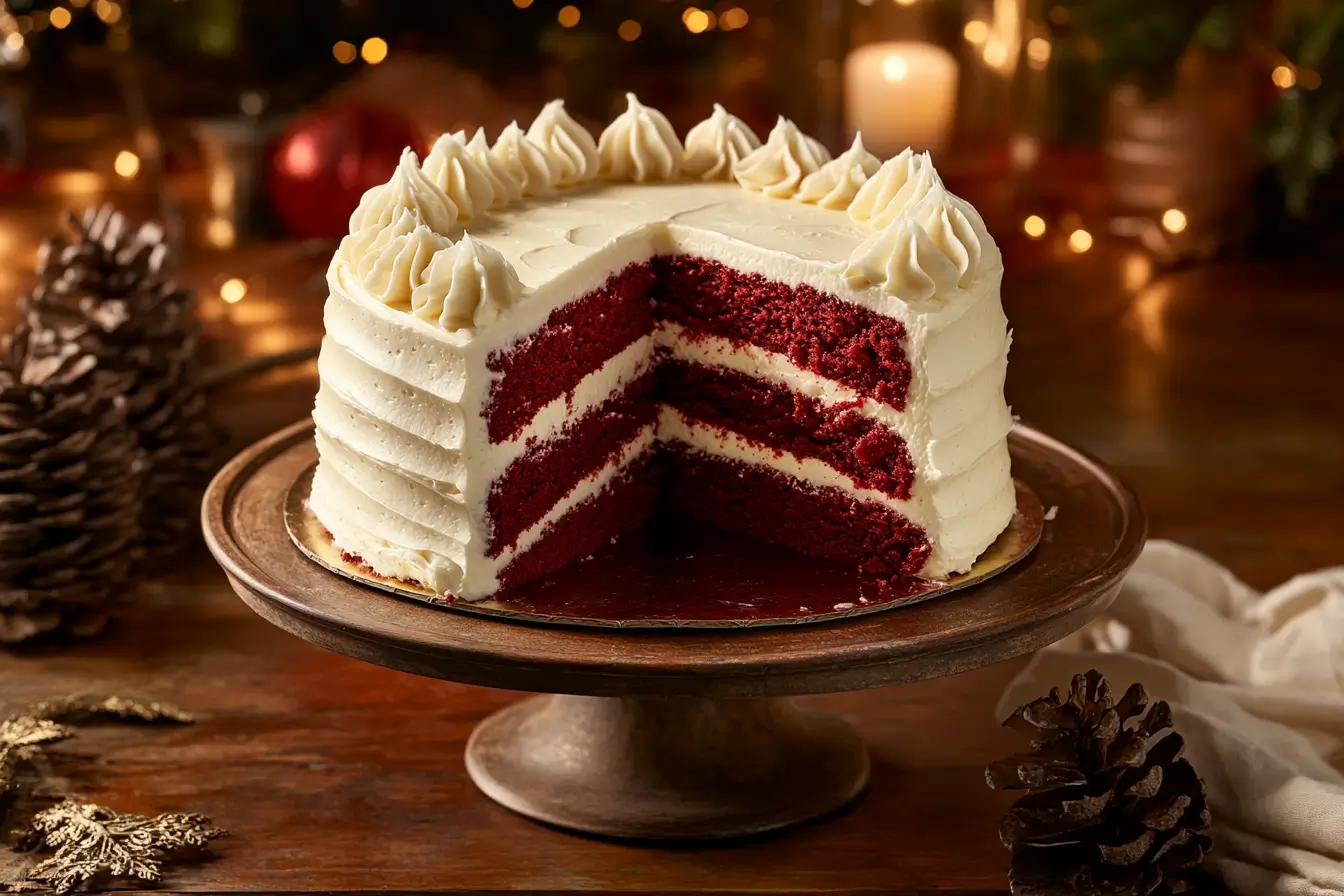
(844, 42, 959, 157)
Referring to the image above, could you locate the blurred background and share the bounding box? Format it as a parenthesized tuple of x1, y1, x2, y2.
(0, 0, 1341, 577)
(2, 0, 1341, 257)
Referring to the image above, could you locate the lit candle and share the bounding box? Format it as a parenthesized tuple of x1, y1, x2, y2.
(843, 42, 959, 157)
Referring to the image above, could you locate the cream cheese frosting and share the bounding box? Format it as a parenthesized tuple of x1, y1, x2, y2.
(843, 182, 998, 305)
(311, 97, 1012, 598)
(349, 148, 459, 235)
(492, 121, 561, 197)
(598, 93, 683, 182)
(526, 99, 599, 187)
(847, 148, 939, 230)
(459, 128, 522, 209)
(796, 133, 881, 209)
(733, 117, 832, 199)
(683, 104, 761, 181)
(422, 133, 495, 223)
(337, 210, 454, 307)
(410, 234, 523, 331)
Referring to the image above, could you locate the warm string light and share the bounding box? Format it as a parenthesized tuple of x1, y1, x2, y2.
(963, 20, 988, 46)
(360, 36, 387, 64)
(1026, 36, 1051, 68)
(113, 149, 139, 178)
(1271, 65, 1296, 89)
(1161, 208, 1187, 234)
(220, 278, 248, 304)
(93, 0, 121, 24)
(618, 19, 641, 41)
(683, 7, 714, 33)
(1023, 215, 1046, 239)
(512, 0, 532, 7)
(1068, 229, 1093, 253)
(49, 7, 71, 28)
(720, 7, 748, 30)
(557, 5, 580, 27)
(205, 218, 235, 249)
(332, 40, 356, 63)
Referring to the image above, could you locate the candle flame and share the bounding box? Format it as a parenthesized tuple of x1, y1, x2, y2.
(881, 54, 908, 82)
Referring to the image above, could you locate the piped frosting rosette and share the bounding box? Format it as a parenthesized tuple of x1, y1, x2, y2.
(598, 93, 684, 182)
(332, 147, 524, 333)
(683, 104, 761, 181)
(733, 117, 831, 199)
(843, 180, 999, 307)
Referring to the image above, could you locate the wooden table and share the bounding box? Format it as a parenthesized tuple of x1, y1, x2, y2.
(2, 195, 1342, 893)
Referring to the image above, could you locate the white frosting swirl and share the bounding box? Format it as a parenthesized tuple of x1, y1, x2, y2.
(795, 132, 880, 209)
(422, 133, 495, 223)
(348, 148, 459, 236)
(410, 233, 523, 331)
(459, 128, 522, 209)
(492, 121, 562, 197)
(842, 182, 997, 304)
(526, 100, 599, 187)
(597, 93, 683, 183)
(682, 104, 761, 181)
(340, 209, 454, 306)
(732, 117, 832, 199)
(847, 149, 941, 230)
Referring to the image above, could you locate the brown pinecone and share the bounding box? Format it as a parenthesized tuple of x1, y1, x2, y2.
(17, 206, 217, 558)
(0, 332, 143, 644)
(986, 670, 1218, 896)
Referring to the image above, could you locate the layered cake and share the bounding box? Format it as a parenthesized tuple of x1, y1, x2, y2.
(309, 95, 1014, 600)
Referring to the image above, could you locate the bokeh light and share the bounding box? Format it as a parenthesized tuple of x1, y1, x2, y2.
(360, 37, 388, 64)
(113, 150, 139, 178)
(220, 278, 248, 303)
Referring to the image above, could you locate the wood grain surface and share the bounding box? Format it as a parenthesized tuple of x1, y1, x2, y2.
(1, 181, 1341, 893)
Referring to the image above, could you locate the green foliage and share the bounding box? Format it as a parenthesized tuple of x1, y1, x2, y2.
(1049, 0, 1344, 216)
(1049, 0, 1258, 97)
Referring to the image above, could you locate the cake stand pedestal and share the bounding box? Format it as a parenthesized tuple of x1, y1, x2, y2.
(204, 421, 1145, 841)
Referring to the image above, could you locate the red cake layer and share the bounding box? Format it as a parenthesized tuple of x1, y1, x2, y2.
(487, 371, 656, 556)
(496, 453, 661, 589)
(650, 256, 912, 409)
(663, 446, 931, 580)
(656, 356, 915, 500)
(485, 262, 655, 443)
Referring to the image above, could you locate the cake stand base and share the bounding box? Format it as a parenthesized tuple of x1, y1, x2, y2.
(205, 421, 1146, 843)
(466, 694, 869, 839)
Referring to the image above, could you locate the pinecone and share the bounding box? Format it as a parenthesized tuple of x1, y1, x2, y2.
(0, 332, 143, 644)
(986, 670, 1218, 896)
(16, 206, 217, 558)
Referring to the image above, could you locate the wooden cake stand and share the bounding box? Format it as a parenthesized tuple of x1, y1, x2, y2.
(203, 420, 1145, 841)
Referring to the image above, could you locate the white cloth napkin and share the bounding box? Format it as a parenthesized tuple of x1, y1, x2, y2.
(999, 540, 1344, 896)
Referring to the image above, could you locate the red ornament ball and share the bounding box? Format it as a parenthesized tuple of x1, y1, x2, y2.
(268, 105, 426, 240)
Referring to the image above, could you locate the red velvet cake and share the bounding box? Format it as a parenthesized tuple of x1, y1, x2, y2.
(309, 95, 1014, 600)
